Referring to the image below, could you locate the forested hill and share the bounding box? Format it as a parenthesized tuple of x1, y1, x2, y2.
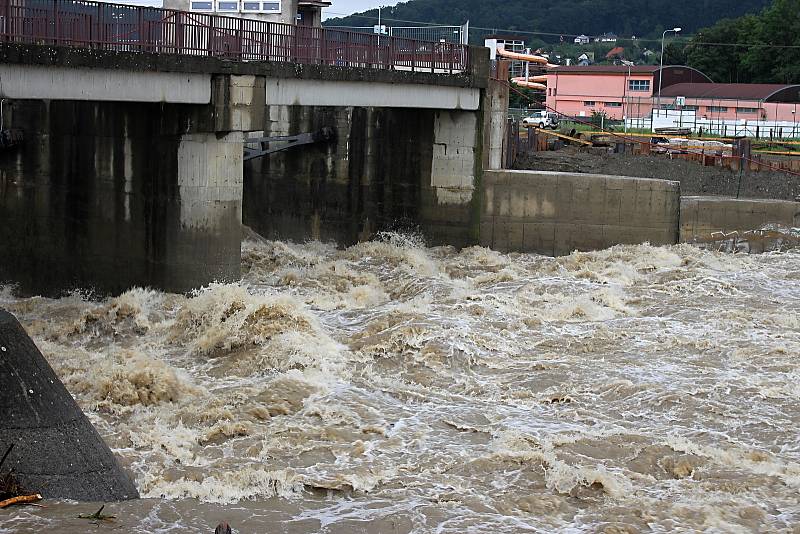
(325, 0, 771, 42)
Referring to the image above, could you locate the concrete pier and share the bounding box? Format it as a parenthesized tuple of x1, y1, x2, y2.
(0, 100, 246, 296)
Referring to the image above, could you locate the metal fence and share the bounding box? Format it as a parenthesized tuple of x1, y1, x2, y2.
(325, 22, 469, 45)
(0, 0, 470, 72)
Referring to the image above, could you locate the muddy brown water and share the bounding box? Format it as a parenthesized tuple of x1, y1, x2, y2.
(1, 235, 799, 533)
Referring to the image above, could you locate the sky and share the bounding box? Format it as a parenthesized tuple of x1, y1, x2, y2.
(323, 1, 398, 20)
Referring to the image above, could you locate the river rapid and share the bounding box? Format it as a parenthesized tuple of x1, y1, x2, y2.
(1, 235, 799, 533)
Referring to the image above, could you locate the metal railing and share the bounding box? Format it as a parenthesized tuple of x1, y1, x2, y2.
(0, 0, 470, 73)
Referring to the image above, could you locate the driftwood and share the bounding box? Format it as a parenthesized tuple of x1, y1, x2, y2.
(0, 493, 42, 508)
(78, 504, 116, 522)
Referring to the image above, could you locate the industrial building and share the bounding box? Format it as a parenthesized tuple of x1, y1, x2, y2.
(544, 64, 800, 136)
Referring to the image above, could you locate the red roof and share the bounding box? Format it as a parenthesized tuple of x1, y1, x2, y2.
(605, 47, 625, 59)
(659, 83, 800, 101)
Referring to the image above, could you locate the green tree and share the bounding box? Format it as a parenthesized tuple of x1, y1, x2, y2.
(742, 0, 800, 83)
(685, 15, 760, 82)
(662, 42, 688, 65)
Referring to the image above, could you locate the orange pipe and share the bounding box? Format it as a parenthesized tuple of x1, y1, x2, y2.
(511, 78, 546, 91)
(496, 47, 548, 64)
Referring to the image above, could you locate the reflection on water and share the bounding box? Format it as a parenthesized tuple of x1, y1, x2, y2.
(2, 234, 799, 533)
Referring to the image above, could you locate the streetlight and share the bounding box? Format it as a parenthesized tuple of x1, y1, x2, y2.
(657, 27, 681, 117)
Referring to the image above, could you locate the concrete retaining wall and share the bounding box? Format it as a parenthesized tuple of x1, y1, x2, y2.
(680, 196, 800, 241)
(481, 170, 681, 255)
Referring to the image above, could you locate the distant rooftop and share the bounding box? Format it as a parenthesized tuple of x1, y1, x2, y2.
(659, 83, 800, 102)
(550, 65, 660, 74)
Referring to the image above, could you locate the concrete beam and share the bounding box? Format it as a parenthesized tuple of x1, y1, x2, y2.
(265, 79, 481, 110)
(0, 64, 211, 103)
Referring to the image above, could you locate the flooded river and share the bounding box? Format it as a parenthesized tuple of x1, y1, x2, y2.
(1, 235, 799, 533)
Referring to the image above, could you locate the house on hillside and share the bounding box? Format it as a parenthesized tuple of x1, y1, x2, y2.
(605, 46, 625, 62)
(577, 53, 592, 66)
(574, 34, 590, 45)
(596, 33, 618, 43)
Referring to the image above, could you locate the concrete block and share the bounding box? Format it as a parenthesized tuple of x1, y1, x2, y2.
(480, 220, 495, 248)
(482, 170, 681, 256)
(523, 222, 556, 255)
(571, 186, 591, 222)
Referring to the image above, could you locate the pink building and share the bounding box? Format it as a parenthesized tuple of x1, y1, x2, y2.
(545, 65, 711, 120)
(658, 83, 800, 122)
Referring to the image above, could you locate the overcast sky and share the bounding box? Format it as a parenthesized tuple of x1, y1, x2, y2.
(323, 1, 399, 20)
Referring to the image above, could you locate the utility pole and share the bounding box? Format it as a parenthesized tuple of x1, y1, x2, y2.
(657, 27, 681, 121)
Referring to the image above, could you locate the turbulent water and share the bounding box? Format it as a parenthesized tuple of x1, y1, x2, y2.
(2, 235, 799, 533)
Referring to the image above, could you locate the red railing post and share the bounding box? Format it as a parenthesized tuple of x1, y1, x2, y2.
(97, 2, 103, 49)
(52, 0, 59, 45)
(321, 26, 327, 65)
(237, 16, 242, 59)
(175, 11, 183, 54)
(137, 7, 143, 51)
(388, 34, 394, 70)
(3, 0, 10, 42)
(208, 14, 214, 56)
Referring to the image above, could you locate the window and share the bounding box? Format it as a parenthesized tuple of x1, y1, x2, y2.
(708, 106, 728, 112)
(682, 105, 699, 111)
(628, 79, 650, 92)
(242, 1, 280, 11)
(737, 107, 758, 113)
(583, 101, 596, 106)
(604, 102, 622, 107)
(190, 0, 280, 13)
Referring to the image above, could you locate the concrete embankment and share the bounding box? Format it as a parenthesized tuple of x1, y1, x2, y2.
(481, 170, 680, 255)
(681, 196, 800, 243)
(0, 309, 139, 501)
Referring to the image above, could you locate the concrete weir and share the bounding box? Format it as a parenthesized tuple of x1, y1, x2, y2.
(481, 170, 681, 255)
(0, 309, 139, 501)
(680, 196, 800, 242)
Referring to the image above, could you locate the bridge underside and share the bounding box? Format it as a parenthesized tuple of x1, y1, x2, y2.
(0, 44, 494, 296)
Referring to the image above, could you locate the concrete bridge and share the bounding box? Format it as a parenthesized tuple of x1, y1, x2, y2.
(0, 0, 506, 295)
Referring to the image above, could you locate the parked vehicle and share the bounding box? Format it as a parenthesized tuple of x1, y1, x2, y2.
(522, 111, 559, 129)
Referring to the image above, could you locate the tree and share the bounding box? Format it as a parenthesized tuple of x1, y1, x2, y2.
(685, 16, 760, 82)
(683, 0, 800, 84)
(662, 42, 687, 65)
(742, 0, 800, 83)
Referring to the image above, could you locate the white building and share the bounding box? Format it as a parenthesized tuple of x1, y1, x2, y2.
(163, 0, 330, 26)
(574, 34, 590, 45)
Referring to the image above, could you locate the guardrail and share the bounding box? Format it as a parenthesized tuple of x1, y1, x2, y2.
(0, 0, 470, 73)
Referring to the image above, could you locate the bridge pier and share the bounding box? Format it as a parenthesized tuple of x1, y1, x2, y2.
(0, 99, 248, 296)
